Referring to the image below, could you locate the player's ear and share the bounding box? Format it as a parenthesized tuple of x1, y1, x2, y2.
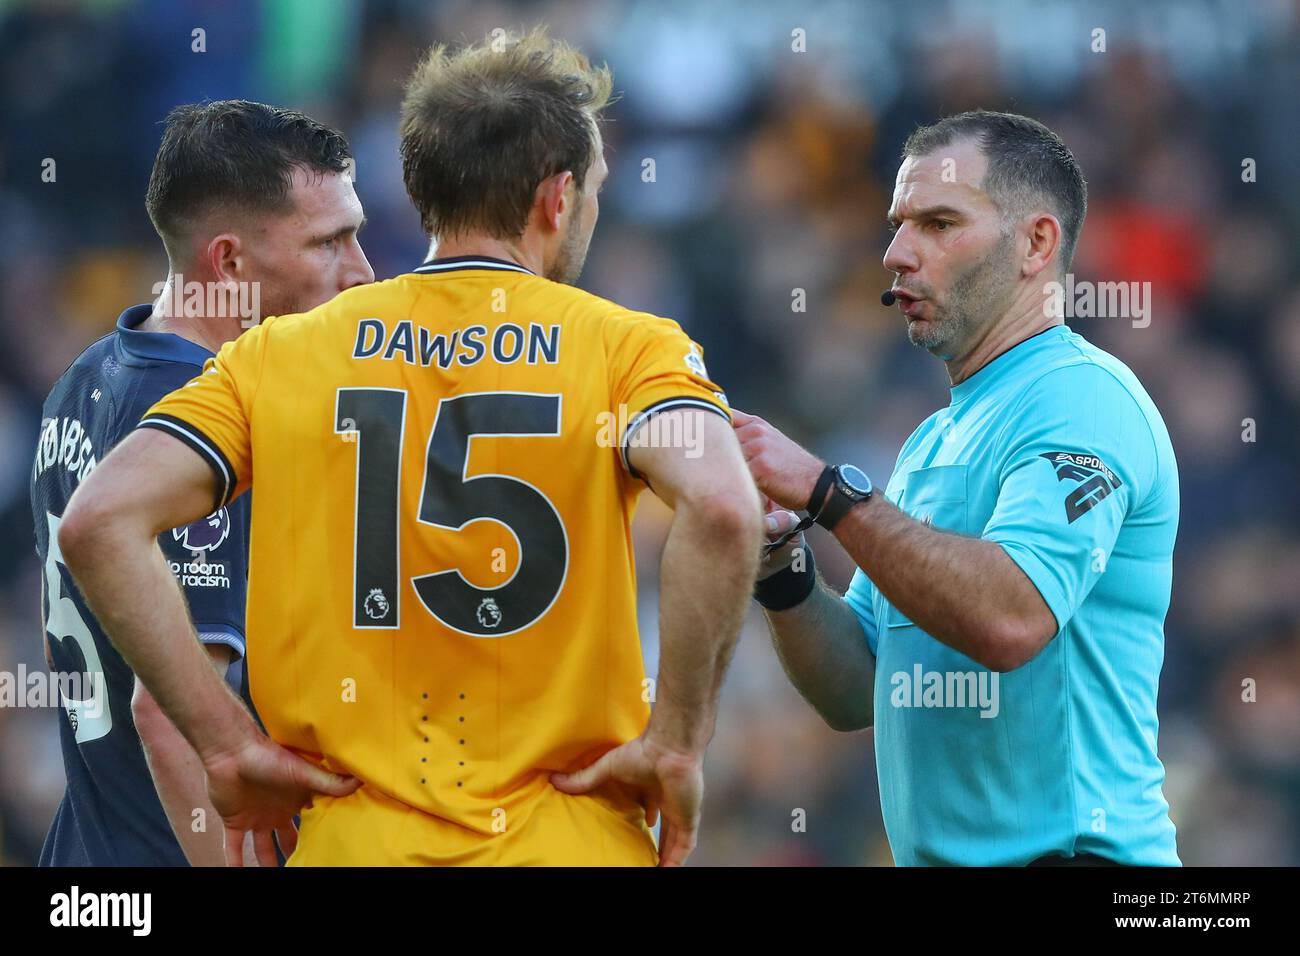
(206, 233, 243, 284)
(536, 170, 574, 232)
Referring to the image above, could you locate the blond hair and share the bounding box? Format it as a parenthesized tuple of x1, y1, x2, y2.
(400, 27, 614, 239)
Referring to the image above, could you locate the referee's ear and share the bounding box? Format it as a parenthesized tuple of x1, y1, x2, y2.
(1020, 211, 1062, 280)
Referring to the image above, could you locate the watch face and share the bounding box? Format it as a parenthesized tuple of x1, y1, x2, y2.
(839, 465, 872, 496)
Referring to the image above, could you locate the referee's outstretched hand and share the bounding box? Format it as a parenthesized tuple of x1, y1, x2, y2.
(731, 408, 825, 512)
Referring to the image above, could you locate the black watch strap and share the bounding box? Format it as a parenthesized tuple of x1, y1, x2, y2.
(814, 466, 873, 531)
(814, 486, 854, 531)
(807, 466, 836, 519)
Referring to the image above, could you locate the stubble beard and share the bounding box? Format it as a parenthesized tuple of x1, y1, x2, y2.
(907, 231, 1016, 359)
(547, 208, 592, 286)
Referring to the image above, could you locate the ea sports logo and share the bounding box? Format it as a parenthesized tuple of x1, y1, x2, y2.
(173, 508, 231, 553)
(364, 588, 390, 620)
(477, 597, 502, 629)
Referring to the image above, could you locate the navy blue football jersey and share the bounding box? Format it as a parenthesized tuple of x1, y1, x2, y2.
(30, 304, 250, 866)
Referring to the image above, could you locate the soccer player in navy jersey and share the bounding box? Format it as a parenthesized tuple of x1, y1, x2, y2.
(31, 100, 372, 866)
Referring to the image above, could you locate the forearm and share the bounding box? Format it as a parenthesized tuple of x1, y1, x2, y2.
(135, 648, 235, 866)
(734, 408, 1053, 674)
(649, 499, 759, 755)
(144, 730, 227, 865)
(62, 521, 258, 763)
(136, 695, 225, 865)
(833, 496, 1047, 670)
(762, 572, 875, 731)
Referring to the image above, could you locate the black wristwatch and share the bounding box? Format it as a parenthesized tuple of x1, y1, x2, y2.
(812, 464, 874, 531)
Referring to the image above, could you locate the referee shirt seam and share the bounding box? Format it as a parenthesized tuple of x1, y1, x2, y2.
(1059, 335, 1163, 499)
(988, 361, 1093, 469)
(991, 359, 1160, 508)
(1061, 584, 1082, 858)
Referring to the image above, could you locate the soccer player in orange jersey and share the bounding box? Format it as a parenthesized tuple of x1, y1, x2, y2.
(57, 28, 762, 867)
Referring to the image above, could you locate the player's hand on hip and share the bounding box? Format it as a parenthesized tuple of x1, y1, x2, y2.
(731, 408, 824, 512)
(550, 736, 704, 867)
(201, 733, 360, 867)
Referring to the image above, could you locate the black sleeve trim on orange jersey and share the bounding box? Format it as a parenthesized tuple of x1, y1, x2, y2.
(137, 414, 236, 514)
(620, 396, 732, 480)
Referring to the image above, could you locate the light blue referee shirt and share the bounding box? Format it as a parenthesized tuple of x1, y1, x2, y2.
(844, 325, 1180, 866)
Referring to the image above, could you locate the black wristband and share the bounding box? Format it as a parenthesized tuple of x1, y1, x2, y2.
(754, 546, 817, 611)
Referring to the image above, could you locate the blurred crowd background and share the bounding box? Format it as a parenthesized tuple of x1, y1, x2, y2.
(2, 0, 1298, 866)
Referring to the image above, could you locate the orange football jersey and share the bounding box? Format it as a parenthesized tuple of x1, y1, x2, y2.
(140, 256, 730, 865)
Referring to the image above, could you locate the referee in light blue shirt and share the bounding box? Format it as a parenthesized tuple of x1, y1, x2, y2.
(733, 111, 1179, 866)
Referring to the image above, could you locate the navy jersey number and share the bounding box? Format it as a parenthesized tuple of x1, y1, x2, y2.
(42, 512, 113, 742)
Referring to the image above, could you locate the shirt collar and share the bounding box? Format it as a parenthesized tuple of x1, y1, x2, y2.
(411, 254, 535, 276)
(115, 304, 216, 366)
(949, 325, 1071, 405)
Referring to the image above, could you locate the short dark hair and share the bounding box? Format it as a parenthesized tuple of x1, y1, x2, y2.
(145, 99, 353, 256)
(400, 27, 613, 240)
(903, 110, 1088, 270)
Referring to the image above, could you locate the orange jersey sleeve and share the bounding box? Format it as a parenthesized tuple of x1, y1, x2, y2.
(604, 312, 731, 479)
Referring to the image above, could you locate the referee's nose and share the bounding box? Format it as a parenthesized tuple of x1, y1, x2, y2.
(883, 225, 920, 277)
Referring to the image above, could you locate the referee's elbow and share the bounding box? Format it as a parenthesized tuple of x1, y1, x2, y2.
(977, 618, 1053, 673)
(980, 648, 1029, 674)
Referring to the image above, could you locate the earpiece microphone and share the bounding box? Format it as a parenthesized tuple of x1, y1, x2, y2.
(880, 290, 897, 306)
